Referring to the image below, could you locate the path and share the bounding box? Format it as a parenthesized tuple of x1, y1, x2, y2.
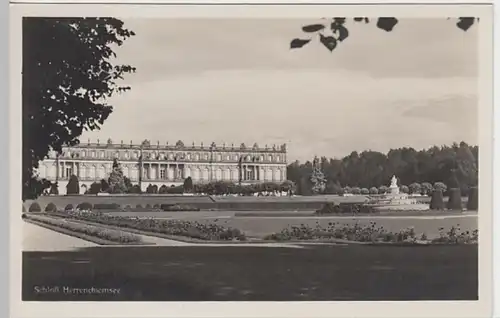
(23, 221, 98, 252)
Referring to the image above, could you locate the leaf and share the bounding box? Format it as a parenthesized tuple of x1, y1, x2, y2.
(337, 25, 349, 42)
(456, 17, 475, 31)
(302, 24, 325, 32)
(376, 17, 398, 32)
(319, 34, 337, 52)
(290, 38, 311, 49)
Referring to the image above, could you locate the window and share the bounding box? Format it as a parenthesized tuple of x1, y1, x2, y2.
(187, 153, 191, 160)
(204, 154, 209, 160)
(92, 151, 96, 158)
(124, 152, 129, 159)
(100, 151, 105, 158)
(260, 155, 264, 161)
(276, 155, 280, 162)
(160, 169, 165, 179)
(268, 155, 273, 161)
(115, 152, 120, 158)
(234, 155, 239, 161)
(66, 167, 73, 178)
(216, 154, 221, 161)
(82, 151, 86, 157)
(226, 155, 230, 160)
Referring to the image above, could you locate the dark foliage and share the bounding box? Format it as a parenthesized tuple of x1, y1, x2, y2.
(287, 142, 478, 195)
(467, 187, 478, 211)
(429, 190, 445, 210)
(28, 202, 42, 212)
(93, 203, 121, 210)
(183, 177, 194, 193)
(66, 175, 80, 195)
(291, 17, 478, 52)
(44, 202, 58, 212)
(88, 182, 101, 195)
(49, 182, 59, 195)
(64, 204, 74, 211)
(22, 17, 135, 201)
(447, 188, 463, 210)
(161, 204, 200, 212)
(76, 202, 93, 211)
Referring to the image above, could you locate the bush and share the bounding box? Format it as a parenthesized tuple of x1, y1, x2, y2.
(351, 187, 361, 195)
(153, 204, 160, 209)
(88, 182, 101, 195)
(136, 204, 143, 209)
(400, 185, 409, 194)
(160, 204, 200, 211)
(447, 188, 462, 210)
(369, 187, 378, 195)
(76, 202, 93, 211)
(93, 203, 121, 210)
(45, 202, 58, 212)
(429, 190, 445, 210)
(28, 202, 42, 212)
(315, 202, 341, 215)
(421, 182, 433, 195)
(66, 175, 80, 195)
(22, 204, 26, 213)
(360, 188, 369, 195)
(433, 182, 447, 192)
(378, 186, 388, 194)
(467, 187, 478, 210)
(49, 183, 59, 195)
(21, 213, 27, 219)
(145, 204, 152, 209)
(64, 204, 74, 211)
(409, 182, 421, 195)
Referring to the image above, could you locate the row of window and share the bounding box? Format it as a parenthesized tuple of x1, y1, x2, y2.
(56, 149, 283, 163)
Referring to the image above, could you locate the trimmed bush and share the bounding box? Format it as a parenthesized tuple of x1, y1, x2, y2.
(66, 175, 80, 195)
(93, 203, 121, 210)
(136, 204, 143, 209)
(45, 203, 58, 212)
(64, 204, 74, 211)
(360, 188, 369, 195)
(153, 204, 160, 209)
(21, 213, 27, 219)
(315, 202, 341, 215)
(467, 187, 478, 210)
(160, 204, 200, 212)
(29, 202, 42, 212)
(369, 187, 378, 195)
(145, 204, 152, 209)
(76, 202, 93, 211)
(429, 190, 445, 210)
(447, 188, 462, 210)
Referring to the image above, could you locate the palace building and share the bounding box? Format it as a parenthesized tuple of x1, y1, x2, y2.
(37, 139, 288, 193)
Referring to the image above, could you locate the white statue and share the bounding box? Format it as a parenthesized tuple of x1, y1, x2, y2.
(390, 175, 398, 188)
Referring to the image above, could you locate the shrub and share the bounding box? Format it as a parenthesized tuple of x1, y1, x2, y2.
(360, 188, 369, 195)
(429, 190, 445, 210)
(93, 203, 121, 210)
(369, 187, 378, 195)
(145, 204, 152, 209)
(351, 187, 361, 195)
(409, 182, 421, 195)
(88, 182, 101, 195)
(49, 183, 59, 195)
(21, 213, 27, 219)
(467, 187, 478, 210)
(447, 188, 462, 210)
(45, 202, 58, 212)
(400, 185, 409, 194)
(66, 175, 80, 195)
(433, 182, 447, 192)
(315, 202, 340, 214)
(124, 205, 132, 210)
(161, 204, 200, 211)
(22, 204, 26, 213)
(183, 177, 194, 193)
(28, 202, 42, 212)
(64, 204, 74, 211)
(153, 204, 160, 209)
(76, 202, 93, 211)
(421, 182, 432, 195)
(136, 204, 143, 209)
(378, 186, 388, 194)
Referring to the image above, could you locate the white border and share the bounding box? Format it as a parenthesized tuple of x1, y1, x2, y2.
(9, 3, 493, 318)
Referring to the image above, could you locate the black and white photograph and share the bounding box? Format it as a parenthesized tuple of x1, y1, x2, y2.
(10, 2, 494, 318)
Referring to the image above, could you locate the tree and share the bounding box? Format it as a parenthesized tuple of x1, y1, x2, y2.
(108, 158, 128, 193)
(447, 188, 463, 210)
(66, 175, 80, 194)
(310, 156, 326, 194)
(183, 177, 194, 193)
(88, 182, 101, 195)
(378, 185, 388, 194)
(467, 187, 478, 211)
(408, 182, 421, 195)
(22, 18, 136, 201)
(400, 185, 409, 194)
(100, 179, 110, 193)
(325, 179, 342, 195)
(291, 17, 478, 52)
(49, 182, 59, 195)
(433, 182, 447, 193)
(429, 190, 445, 210)
(421, 182, 433, 196)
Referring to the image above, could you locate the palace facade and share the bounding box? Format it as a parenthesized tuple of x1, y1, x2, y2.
(37, 139, 288, 193)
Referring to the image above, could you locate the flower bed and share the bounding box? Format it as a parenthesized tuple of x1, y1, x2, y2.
(315, 202, 376, 215)
(56, 211, 246, 241)
(25, 214, 144, 244)
(263, 221, 478, 245)
(160, 204, 200, 212)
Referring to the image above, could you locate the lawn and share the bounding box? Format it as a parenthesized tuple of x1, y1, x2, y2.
(23, 244, 477, 301)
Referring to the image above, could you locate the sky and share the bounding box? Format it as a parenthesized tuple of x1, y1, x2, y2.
(81, 18, 478, 162)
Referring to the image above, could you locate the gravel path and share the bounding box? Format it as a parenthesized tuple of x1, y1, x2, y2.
(23, 221, 98, 252)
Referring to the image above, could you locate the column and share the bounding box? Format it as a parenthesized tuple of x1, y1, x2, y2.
(253, 166, 257, 181)
(157, 163, 160, 180)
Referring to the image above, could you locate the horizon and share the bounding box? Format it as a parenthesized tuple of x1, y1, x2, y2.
(80, 18, 478, 162)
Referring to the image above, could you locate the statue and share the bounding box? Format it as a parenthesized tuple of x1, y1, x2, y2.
(390, 175, 398, 188)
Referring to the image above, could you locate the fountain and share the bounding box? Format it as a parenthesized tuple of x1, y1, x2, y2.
(371, 175, 419, 208)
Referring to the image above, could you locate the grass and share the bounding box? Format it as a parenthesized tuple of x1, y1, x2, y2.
(22, 244, 478, 301)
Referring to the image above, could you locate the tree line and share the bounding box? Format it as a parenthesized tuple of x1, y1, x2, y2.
(287, 142, 478, 196)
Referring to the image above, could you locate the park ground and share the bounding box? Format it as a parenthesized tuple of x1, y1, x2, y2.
(22, 212, 478, 301)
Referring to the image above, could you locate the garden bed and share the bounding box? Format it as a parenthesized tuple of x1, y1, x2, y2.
(46, 211, 247, 242)
(24, 214, 148, 245)
(263, 221, 478, 245)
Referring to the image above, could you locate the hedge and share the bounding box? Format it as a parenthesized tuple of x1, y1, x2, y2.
(160, 204, 200, 212)
(447, 188, 462, 210)
(29, 202, 42, 212)
(429, 190, 444, 210)
(76, 202, 93, 210)
(44, 203, 58, 213)
(467, 187, 478, 210)
(65, 204, 74, 211)
(93, 203, 121, 210)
